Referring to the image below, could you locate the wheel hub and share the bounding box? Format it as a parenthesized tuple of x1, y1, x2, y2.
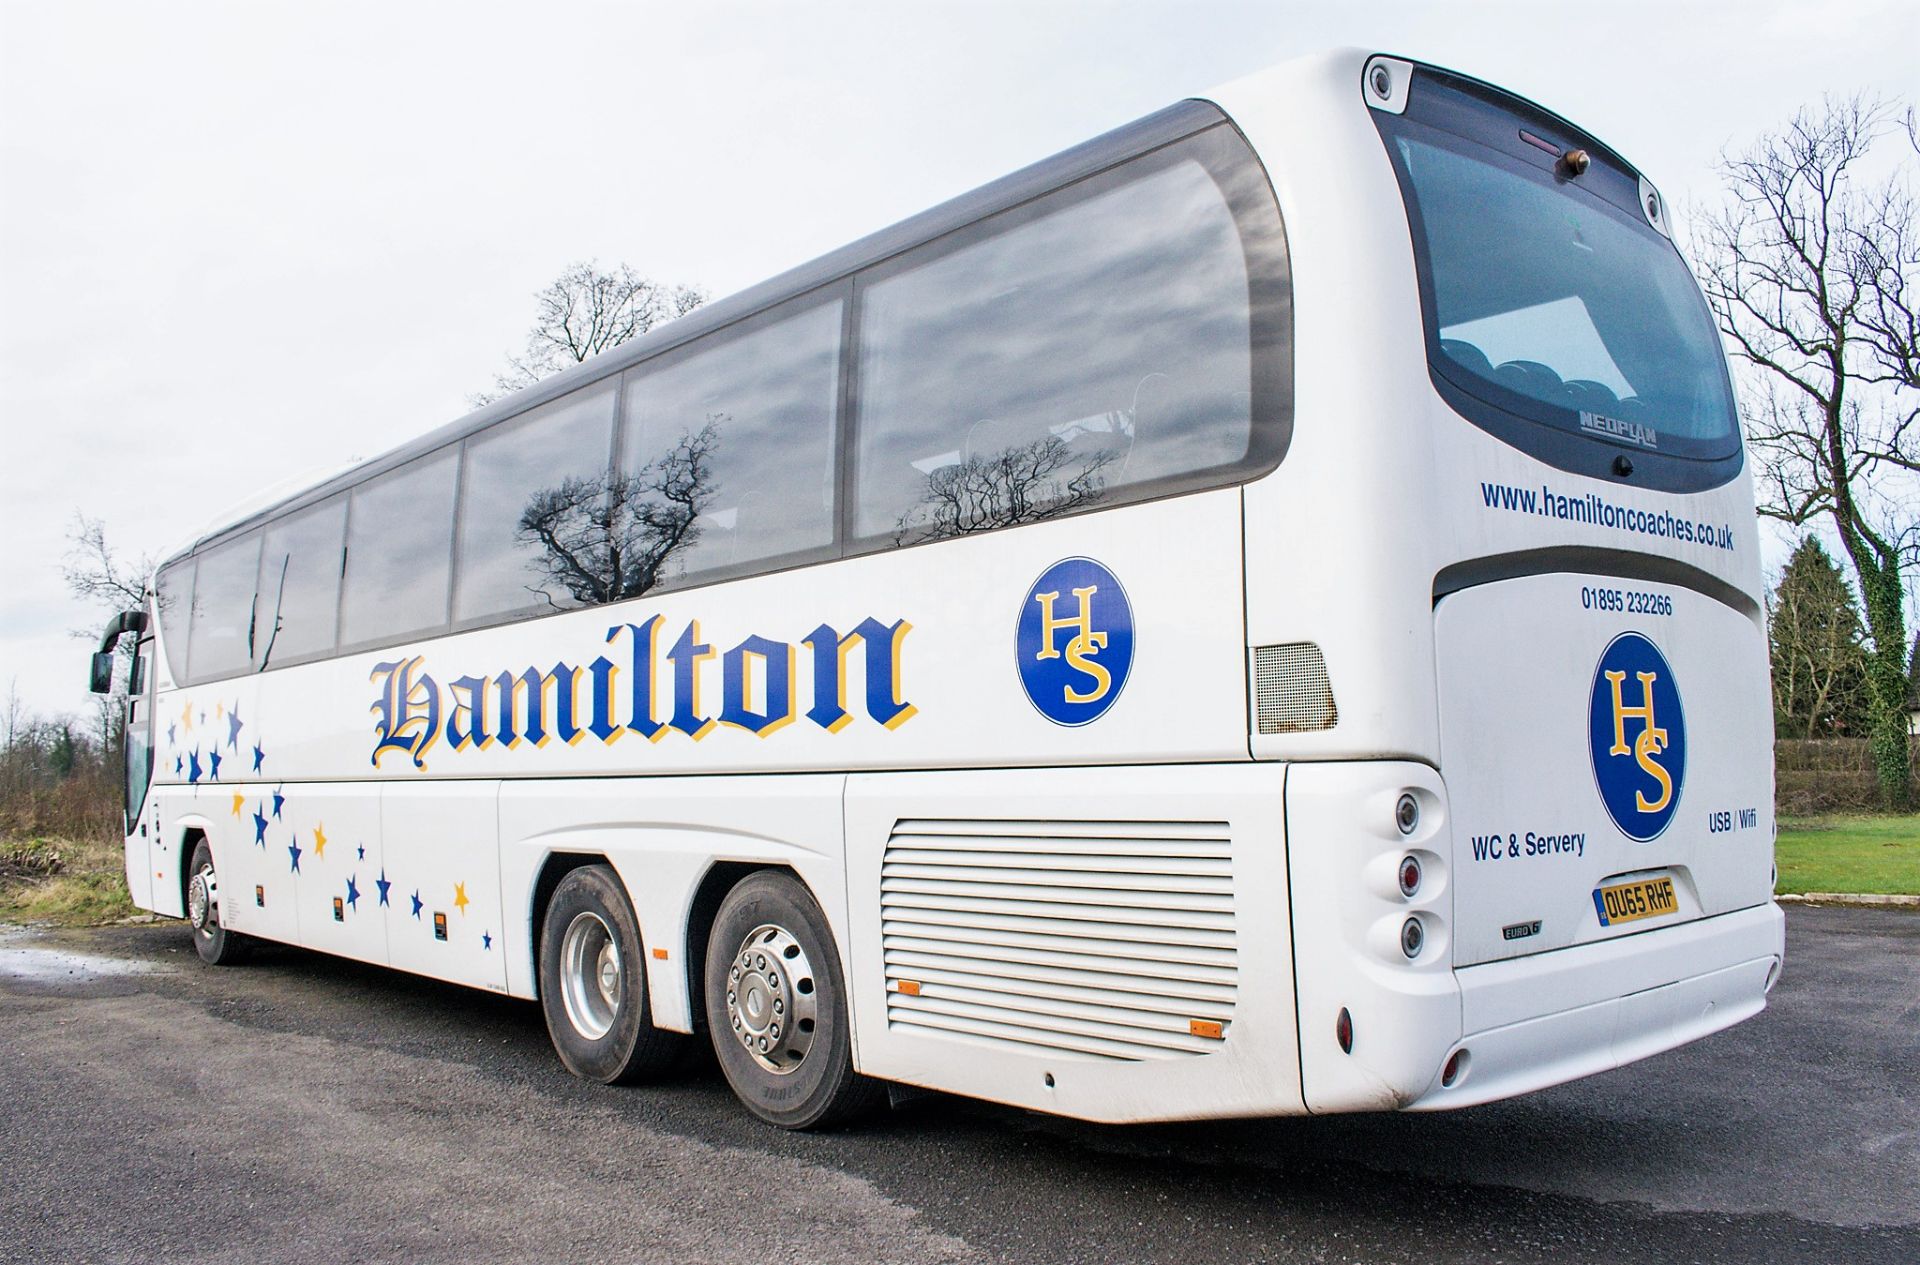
(559, 911, 623, 1041)
(726, 924, 819, 1074)
(188, 864, 218, 933)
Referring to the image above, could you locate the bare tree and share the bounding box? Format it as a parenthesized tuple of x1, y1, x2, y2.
(1695, 95, 1919, 808)
(894, 437, 1116, 547)
(62, 514, 154, 700)
(515, 420, 720, 606)
(63, 513, 151, 613)
(473, 261, 707, 406)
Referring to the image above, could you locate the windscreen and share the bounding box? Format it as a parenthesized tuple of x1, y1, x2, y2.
(1374, 71, 1740, 488)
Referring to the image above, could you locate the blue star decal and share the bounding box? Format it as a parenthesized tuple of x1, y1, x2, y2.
(376, 870, 392, 907)
(253, 809, 269, 846)
(345, 875, 361, 911)
(208, 749, 222, 780)
(356, 844, 365, 860)
(482, 931, 493, 950)
(199, 711, 206, 726)
(252, 742, 265, 774)
(271, 788, 285, 819)
(174, 754, 183, 776)
(226, 706, 243, 750)
(288, 839, 302, 873)
(187, 749, 202, 784)
(410, 890, 423, 919)
(167, 722, 176, 746)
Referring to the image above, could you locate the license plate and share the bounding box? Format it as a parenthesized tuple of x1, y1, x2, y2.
(1592, 876, 1678, 927)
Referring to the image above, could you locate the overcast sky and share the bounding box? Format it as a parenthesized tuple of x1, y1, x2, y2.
(2, 0, 1915, 722)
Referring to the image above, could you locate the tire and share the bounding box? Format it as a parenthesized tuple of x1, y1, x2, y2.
(186, 838, 249, 965)
(704, 870, 883, 1130)
(538, 864, 684, 1084)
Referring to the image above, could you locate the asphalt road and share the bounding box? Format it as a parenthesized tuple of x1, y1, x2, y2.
(1, 906, 1914, 1265)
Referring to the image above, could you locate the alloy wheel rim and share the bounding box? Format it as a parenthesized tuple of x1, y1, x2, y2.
(188, 862, 216, 934)
(726, 923, 819, 1074)
(559, 911, 623, 1041)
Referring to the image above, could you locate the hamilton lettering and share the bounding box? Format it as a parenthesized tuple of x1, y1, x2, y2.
(368, 616, 915, 768)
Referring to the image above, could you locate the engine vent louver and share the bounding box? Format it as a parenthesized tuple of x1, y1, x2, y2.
(1254, 642, 1338, 733)
(880, 818, 1237, 1061)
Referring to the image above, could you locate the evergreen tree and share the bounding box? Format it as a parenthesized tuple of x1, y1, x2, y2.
(1768, 537, 1871, 739)
(48, 723, 77, 779)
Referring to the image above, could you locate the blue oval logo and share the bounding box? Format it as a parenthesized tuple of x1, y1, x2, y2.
(1015, 558, 1134, 727)
(1588, 632, 1687, 842)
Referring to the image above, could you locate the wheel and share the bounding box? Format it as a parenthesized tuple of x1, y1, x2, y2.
(538, 864, 684, 1084)
(704, 870, 882, 1130)
(186, 838, 249, 965)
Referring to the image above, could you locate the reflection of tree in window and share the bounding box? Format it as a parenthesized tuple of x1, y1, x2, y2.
(515, 419, 722, 606)
(894, 436, 1115, 546)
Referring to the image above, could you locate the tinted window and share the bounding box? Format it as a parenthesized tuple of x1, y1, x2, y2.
(616, 299, 842, 591)
(125, 691, 151, 819)
(1391, 134, 1736, 445)
(454, 387, 616, 623)
(255, 497, 346, 667)
(1371, 70, 1740, 490)
(155, 561, 194, 685)
(853, 126, 1286, 544)
(339, 450, 458, 648)
(186, 534, 262, 681)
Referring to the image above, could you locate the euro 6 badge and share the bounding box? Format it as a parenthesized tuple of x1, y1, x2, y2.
(1587, 632, 1687, 841)
(1016, 558, 1134, 726)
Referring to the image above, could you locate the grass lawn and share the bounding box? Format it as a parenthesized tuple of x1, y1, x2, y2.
(0, 835, 136, 925)
(1775, 814, 1920, 896)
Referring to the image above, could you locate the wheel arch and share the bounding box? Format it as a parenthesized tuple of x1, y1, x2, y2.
(176, 824, 208, 918)
(684, 861, 815, 1038)
(527, 850, 616, 997)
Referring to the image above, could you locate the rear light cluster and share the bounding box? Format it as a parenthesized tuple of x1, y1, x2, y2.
(1399, 916, 1425, 959)
(1339, 781, 1448, 1060)
(1394, 791, 1433, 961)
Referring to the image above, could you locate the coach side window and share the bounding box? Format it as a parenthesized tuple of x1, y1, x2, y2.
(185, 533, 263, 682)
(338, 449, 459, 650)
(453, 386, 617, 624)
(853, 126, 1284, 545)
(616, 298, 842, 591)
(154, 561, 194, 685)
(254, 496, 346, 668)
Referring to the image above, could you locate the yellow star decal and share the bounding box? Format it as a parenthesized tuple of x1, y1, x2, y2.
(453, 882, 470, 914)
(181, 700, 194, 731)
(216, 701, 225, 720)
(230, 793, 245, 817)
(313, 823, 327, 858)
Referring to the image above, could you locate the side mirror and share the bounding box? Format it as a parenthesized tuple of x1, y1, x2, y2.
(88, 609, 150, 693)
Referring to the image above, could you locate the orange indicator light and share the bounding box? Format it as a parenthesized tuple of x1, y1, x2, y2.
(894, 979, 922, 996)
(1190, 1019, 1225, 1040)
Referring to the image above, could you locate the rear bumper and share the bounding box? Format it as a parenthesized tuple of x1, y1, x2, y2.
(1406, 901, 1785, 1110)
